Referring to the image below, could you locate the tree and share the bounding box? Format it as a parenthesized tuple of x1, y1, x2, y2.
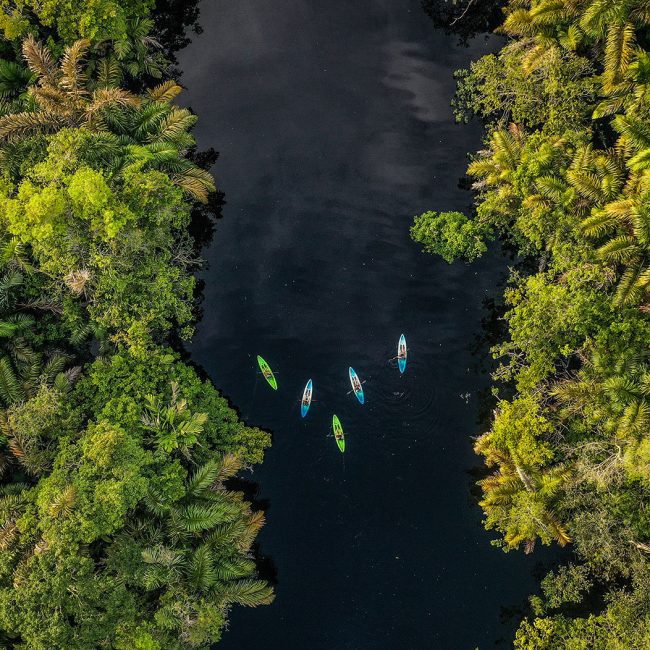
(0, 0, 155, 44)
(413, 0, 650, 644)
(0, 3, 273, 648)
(0, 350, 272, 648)
(411, 210, 489, 262)
(0, 36, 215, 203)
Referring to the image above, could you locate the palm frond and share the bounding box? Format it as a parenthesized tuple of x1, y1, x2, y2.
(60, 39, 91, 92)
(187, 544, 217, 591)
(147, 80, 183, 103)
(0, 110, 63, 140)
(171, 166, 216, 203)
(213, 579, 274, 607)
(21, 35, 56, 82)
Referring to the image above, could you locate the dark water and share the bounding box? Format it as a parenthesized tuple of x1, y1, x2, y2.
(178, 1, 555, 647)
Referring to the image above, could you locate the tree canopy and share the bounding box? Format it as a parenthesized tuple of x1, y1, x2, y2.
(414, 0, 650, 645)
(0, 6, 273, 648)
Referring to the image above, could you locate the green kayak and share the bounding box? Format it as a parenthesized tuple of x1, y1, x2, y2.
(332, 414, 345, 453)
(257, 355, 277, 390)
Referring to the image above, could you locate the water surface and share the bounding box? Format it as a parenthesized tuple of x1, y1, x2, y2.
(179, 1, 553, 646)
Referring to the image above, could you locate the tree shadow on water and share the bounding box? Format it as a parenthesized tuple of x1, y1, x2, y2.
(420, 0, 505, 46)
(151, 0, 277, 597)
(227, 476, 278, 587)
(153, 0, 203, 66)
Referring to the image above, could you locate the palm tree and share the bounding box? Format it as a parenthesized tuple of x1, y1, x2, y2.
(141, 381, 209, 454)
(468, 124, 579, 252)
(604, 371, 650, 436)
(0, 36, 139, 140)
(501, 0, 648, 96)
(133, 455, 273, 638)
(0, 36, 215, 202)
(0, 266, 71, 408)
(474, 437, 572, 552)
(109, 17, 168, 81)
(468, 123, 527, 187)
(101, 80, 216, 202)
(555, 356, 650, 437)
(579, 146, 650, 306)
(0, 58, 33, 104)
(0, 483, 30, 550)
(566, 144, 626, 206)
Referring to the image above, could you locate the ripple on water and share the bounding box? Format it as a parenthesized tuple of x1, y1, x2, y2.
(363, 350, 441, 446)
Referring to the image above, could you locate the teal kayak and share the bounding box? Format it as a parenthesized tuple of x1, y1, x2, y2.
(349, 367, 364, 404)
(398, 334, 407, 374)
(301, 379, 312, 417)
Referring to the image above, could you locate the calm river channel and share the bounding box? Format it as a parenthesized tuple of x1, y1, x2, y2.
(178, 1, 556, 646)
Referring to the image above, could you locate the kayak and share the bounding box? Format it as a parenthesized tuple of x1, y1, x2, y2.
(398, 333, 407, 374)
(301, 379, 313, 418)
(256, 355, 277, 390)
(348, 367, 364, 404)
(332, 414, 345, 452)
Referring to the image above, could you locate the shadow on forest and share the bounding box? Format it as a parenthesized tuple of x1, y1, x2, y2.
(420, 0, 505, 45)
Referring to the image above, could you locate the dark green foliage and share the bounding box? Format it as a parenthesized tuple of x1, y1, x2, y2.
(421, 0, 505, 45)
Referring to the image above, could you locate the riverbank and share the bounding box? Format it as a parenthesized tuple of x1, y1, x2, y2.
(0, 3, 273, 647)
(413, 1, 650, 645)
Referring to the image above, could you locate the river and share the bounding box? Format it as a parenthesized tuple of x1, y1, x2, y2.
(178, 1, 555, 647)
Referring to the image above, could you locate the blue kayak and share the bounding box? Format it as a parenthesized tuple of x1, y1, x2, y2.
(348, 367, 364, 404)
(398, 334, 407, 374)
(301, 379, 313, 418)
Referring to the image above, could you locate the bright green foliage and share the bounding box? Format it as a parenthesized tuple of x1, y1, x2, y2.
(76, 347, 271, 465)
(0, 37, 216, 352)
(0, 9, 273, 649)
(142, 383, 208, 453)
(0, 128, 196, 350)
(0, 37, 214, 203)
(0, 549, 140, 649)
(453, 45, 598, 131)
(414, 0, 650, 644)
(34, 421, 151, 544)
(496, 273, 610, 390)
(0, 0, 155, 43)
(534, 564, 593, 613)
(0, 348, 271, 647)
(515, 567, 650, 649)
(480, 396, 555, 470)
(411, 210, 488, 262)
